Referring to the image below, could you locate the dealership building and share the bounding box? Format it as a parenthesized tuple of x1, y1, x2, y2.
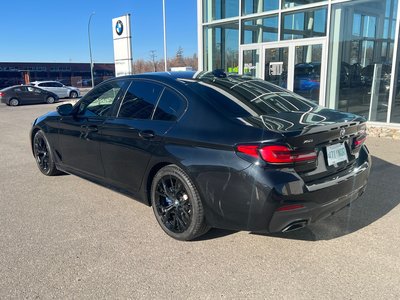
(197, 0, 400, 129)
(0, 62, 115, 89)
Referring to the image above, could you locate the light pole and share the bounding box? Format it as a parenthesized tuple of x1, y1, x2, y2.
(162, 0, 167, 71)
(88, 12, 95, 88)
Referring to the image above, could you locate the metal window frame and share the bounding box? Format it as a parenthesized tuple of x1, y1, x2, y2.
(197, 0, 400, 124)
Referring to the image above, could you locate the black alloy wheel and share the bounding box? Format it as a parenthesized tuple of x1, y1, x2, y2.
(151, 165, 209, 241)
(33, 130, 61, 176)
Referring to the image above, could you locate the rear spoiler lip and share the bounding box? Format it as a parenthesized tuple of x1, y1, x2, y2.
(259, 115, 366, 136)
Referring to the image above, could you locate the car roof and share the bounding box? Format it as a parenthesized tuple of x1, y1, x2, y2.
(112, 71, 292, 104)
(1, 85, 46, 91)
(31, 80, 61, 83)
(113, 70, 273, 86)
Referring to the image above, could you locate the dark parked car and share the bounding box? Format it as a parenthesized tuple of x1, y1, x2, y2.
(30, 71, 371, 240)
(0, 85, 59, 106)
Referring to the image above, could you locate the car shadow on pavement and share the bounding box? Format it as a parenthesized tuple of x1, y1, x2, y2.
(198, 156, 400, 241)
(194, 228, 237, 241)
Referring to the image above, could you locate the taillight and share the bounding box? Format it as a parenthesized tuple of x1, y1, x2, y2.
(260, 145, 317, 164)
(276, 204, 305, 212)
(236, 144, 317, 164)
(0, 92, 4, 97)
(353, 135, 367, 148)
(236, 145, 258, 158)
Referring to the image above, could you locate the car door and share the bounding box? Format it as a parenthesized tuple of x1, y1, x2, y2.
(38, 82, 54, 94)
(99, 80, 187, 193)
(12, 86, 30, 103)
(26, 86, 44, 103)
(52, 82, 68, 98)
(57, 79, 128, 179)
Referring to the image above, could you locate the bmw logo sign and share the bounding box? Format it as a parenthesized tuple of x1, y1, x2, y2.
(115, 20, 124, 36)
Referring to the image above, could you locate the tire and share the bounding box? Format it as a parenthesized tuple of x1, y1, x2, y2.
(69, 91, 78, 98)
(9, 98, 19, 106)
(33, 130, 62, 176)
(46, 96, 55, 104)
(151, 165, 210, 241)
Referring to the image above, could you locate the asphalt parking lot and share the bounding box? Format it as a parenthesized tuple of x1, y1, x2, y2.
(0, 102, 399, 299)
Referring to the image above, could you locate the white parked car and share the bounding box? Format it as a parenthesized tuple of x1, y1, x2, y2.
(30, 81, 80, 99)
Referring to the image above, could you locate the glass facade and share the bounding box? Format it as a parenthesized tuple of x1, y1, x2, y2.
(282, 0, 325, 9)
(241, 15, 279, 44)
(327, 0, 398, 122)
(391, 58, 400, 123)
(203, 0, 240, 22)
(200, 0, 400, 125)
(242, 0, 279, 15)
(282, 7, 327, 40)
(204, 22, 239, 72)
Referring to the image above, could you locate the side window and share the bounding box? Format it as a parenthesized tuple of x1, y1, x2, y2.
(27, 86, 35, 92)
(54, 82, 63, 87)
(153, 89, 186, 121)
(78, 80, 125, 117)
(14, 87, 26, 92)
(117, 81, 163, 119)
(38, 83, 47, 87)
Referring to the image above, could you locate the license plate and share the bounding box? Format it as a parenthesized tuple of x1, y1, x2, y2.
(326, 143, 348, 166)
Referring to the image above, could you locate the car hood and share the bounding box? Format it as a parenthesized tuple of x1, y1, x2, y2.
(34, 110, 60, 125)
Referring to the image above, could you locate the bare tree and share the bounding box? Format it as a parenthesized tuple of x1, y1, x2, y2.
(170, 46, 185, 68)
(132, 49, 199, 73)
(149, 50, 157, 72)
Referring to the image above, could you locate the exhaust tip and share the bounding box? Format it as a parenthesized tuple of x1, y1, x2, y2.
(282, 220, 308, 232)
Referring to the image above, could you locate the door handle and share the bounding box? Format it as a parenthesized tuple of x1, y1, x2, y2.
(138, 130, 155, 139)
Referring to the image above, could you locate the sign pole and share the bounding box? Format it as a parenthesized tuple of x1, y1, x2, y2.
(163, 0, 167, 72)
(88, 12, 95, 88)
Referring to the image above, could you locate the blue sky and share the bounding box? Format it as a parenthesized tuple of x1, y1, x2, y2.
(0, 0, 198, 63)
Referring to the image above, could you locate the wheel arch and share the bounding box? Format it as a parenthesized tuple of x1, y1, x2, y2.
(46, 95, 56, 103)
(9, 97, 20, 105)
(69, 90, 78, 97)
(30, 126, 42, 155)
(144, 162, 173, 206)
(143, 159, 203, 207)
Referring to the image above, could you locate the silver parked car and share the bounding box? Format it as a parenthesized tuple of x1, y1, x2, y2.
(30, 81, 80, 99)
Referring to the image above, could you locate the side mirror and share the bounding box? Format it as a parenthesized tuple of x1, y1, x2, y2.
(57, 103, 73, 116)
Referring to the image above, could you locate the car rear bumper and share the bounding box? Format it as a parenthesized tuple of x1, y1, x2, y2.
(268, 161, 369, 232)
(200, 145, 371, 233)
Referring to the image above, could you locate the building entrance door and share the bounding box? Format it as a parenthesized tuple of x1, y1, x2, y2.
(240, 38, 327, 105)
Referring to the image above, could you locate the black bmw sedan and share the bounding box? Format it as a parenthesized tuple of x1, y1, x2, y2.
(1, 85, 59, 106)
(30, 71, 371, 240)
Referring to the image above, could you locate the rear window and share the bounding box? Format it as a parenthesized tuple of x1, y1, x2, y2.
(187, 78, 317, 117)
(153, 88, 186, 121)
(14, 87, 26, 92)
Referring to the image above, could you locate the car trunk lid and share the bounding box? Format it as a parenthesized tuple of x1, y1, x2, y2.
(249, 108, 367, 183)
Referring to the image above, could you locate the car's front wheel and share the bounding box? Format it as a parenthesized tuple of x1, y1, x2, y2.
(151, 165, 210, 241)
(46, 96, 56, 104)
(69, 91, 78, 98)
(33, 130, 62, 176)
